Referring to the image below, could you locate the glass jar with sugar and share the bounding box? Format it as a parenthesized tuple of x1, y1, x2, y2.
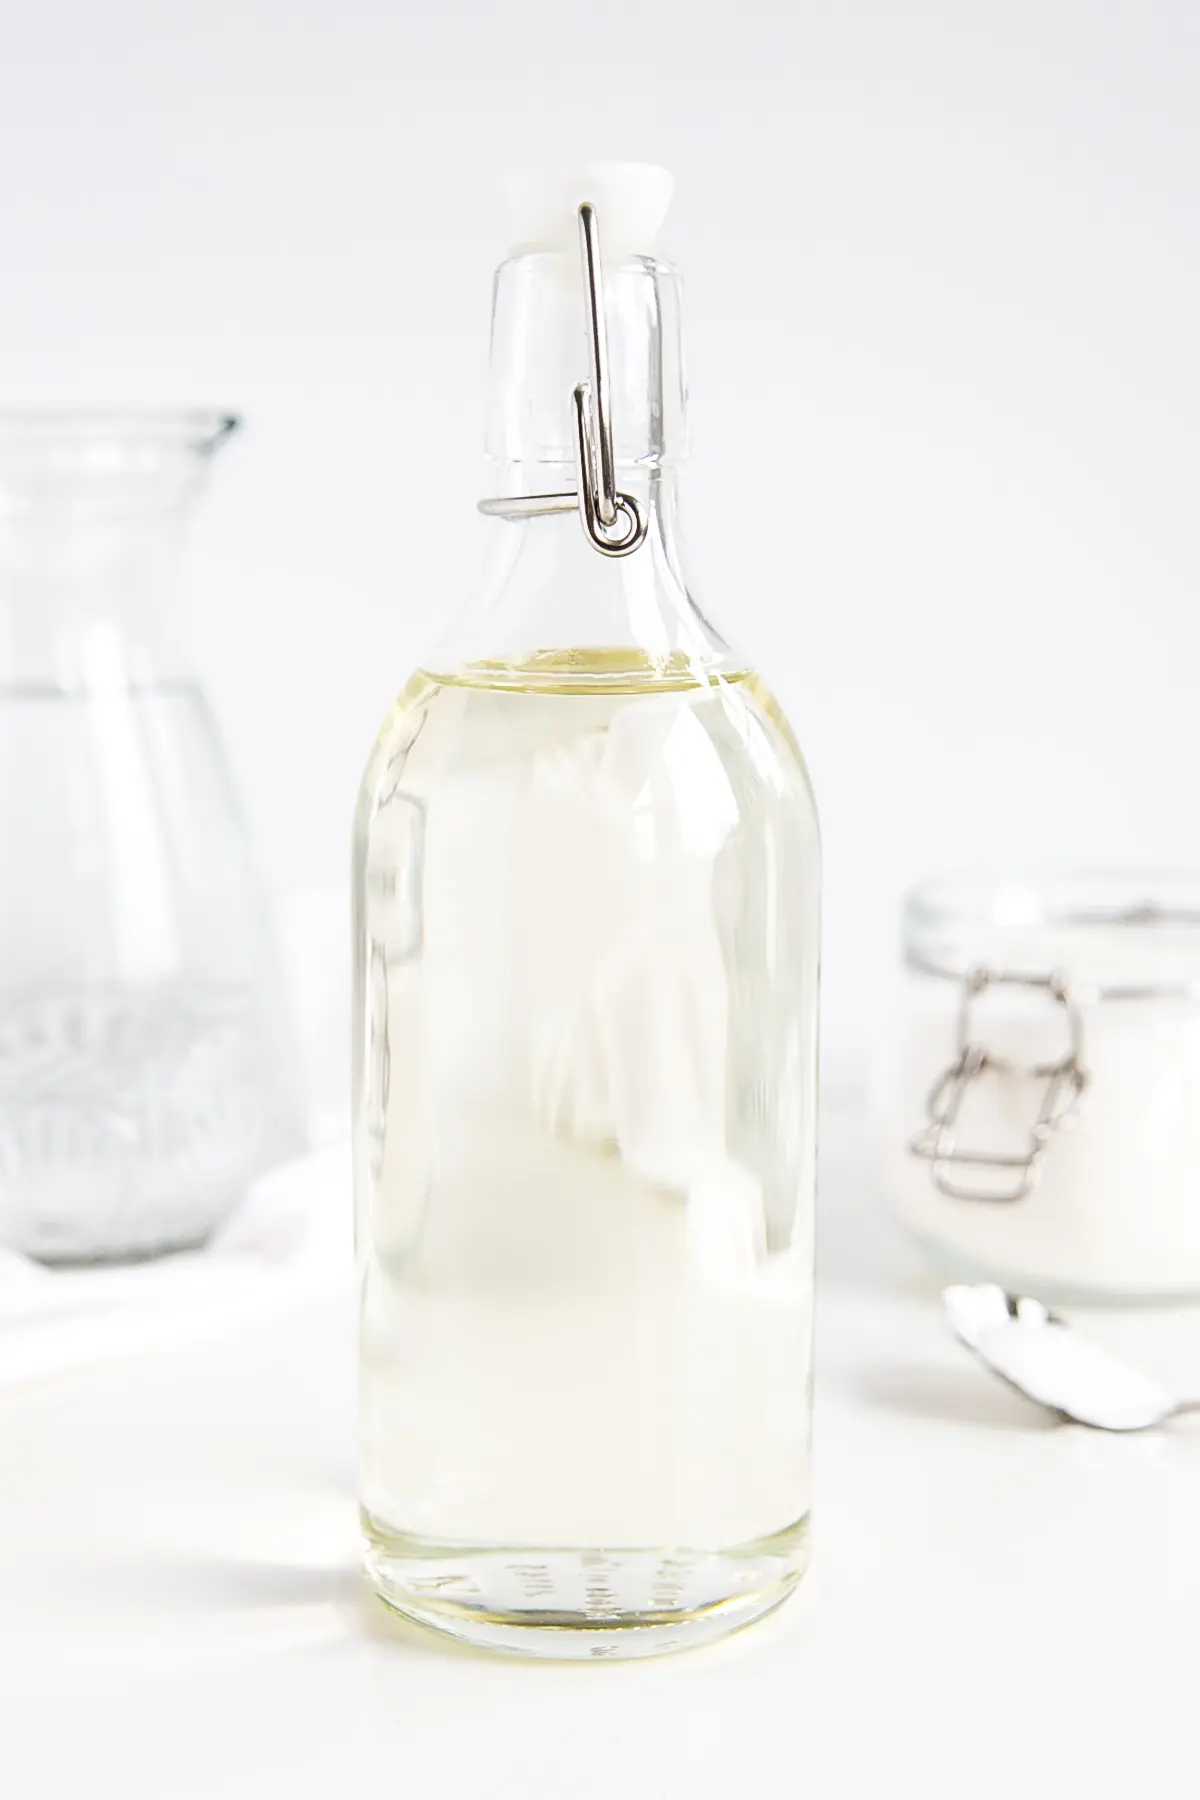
(884, 872, 1200, 1302)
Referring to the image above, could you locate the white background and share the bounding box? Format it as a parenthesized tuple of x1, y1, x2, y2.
(1, 0, 1198, 1058)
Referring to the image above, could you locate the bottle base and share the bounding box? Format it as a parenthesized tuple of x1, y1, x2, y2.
(361, 1513, 810, 1660)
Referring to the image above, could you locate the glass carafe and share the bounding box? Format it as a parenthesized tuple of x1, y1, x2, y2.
(354, 167, 820, 1657)
(0, 412, 303, 1262)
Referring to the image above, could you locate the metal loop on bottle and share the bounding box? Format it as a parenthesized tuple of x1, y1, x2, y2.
(477, 202, 647, 559)
(909, 967, 1089, 1204)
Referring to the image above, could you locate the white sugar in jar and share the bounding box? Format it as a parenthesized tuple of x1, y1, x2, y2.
(883, 873, 1200, 1302)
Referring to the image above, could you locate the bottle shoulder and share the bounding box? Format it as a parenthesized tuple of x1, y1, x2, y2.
(356, 653, 817, 843)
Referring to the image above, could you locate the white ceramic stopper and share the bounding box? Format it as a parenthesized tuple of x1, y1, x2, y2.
(503, 161, 674, 258)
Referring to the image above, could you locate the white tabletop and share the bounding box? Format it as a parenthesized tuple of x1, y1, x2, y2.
(4, 1103, 1199, 1799)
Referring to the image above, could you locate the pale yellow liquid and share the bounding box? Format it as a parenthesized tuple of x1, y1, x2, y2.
(353, 651, 820, 1655)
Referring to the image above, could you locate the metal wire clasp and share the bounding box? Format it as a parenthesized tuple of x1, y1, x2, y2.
(909, 968, 1088, 1203)
(478, 202, 648, 559)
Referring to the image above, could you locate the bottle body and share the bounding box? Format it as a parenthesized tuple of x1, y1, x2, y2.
(355, 648, 819, 1654)
(355, 192, 820, 1654)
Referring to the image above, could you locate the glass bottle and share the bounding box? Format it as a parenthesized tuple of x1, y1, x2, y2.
(354, 166, 820, 1657)
(0, 411, 304, 1262)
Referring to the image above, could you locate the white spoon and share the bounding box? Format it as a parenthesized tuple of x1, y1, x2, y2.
(942, 1283, 1200, 1432)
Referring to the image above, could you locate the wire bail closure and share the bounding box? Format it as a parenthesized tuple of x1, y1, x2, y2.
(909, 967, 1088, 1203)
(478, 202, 648, 559)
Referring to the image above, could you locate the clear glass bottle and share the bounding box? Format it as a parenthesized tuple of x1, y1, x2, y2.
(0, 411, 304, 1261)
(354, 166, 820, 1657)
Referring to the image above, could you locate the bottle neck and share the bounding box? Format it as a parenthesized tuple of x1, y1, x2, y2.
(431, 249, 735, 679)
(485, 247, 688, 470)
(437, 457, 736, 679)
(487, 459, 685, 539)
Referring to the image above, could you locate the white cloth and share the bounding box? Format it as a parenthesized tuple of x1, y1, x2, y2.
(0, 1134, 351, 1391)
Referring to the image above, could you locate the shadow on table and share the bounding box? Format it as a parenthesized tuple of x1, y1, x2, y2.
(840, 1360, 1057, 1432)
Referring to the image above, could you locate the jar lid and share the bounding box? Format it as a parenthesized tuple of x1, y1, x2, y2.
(905, 871, 1200, 997)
